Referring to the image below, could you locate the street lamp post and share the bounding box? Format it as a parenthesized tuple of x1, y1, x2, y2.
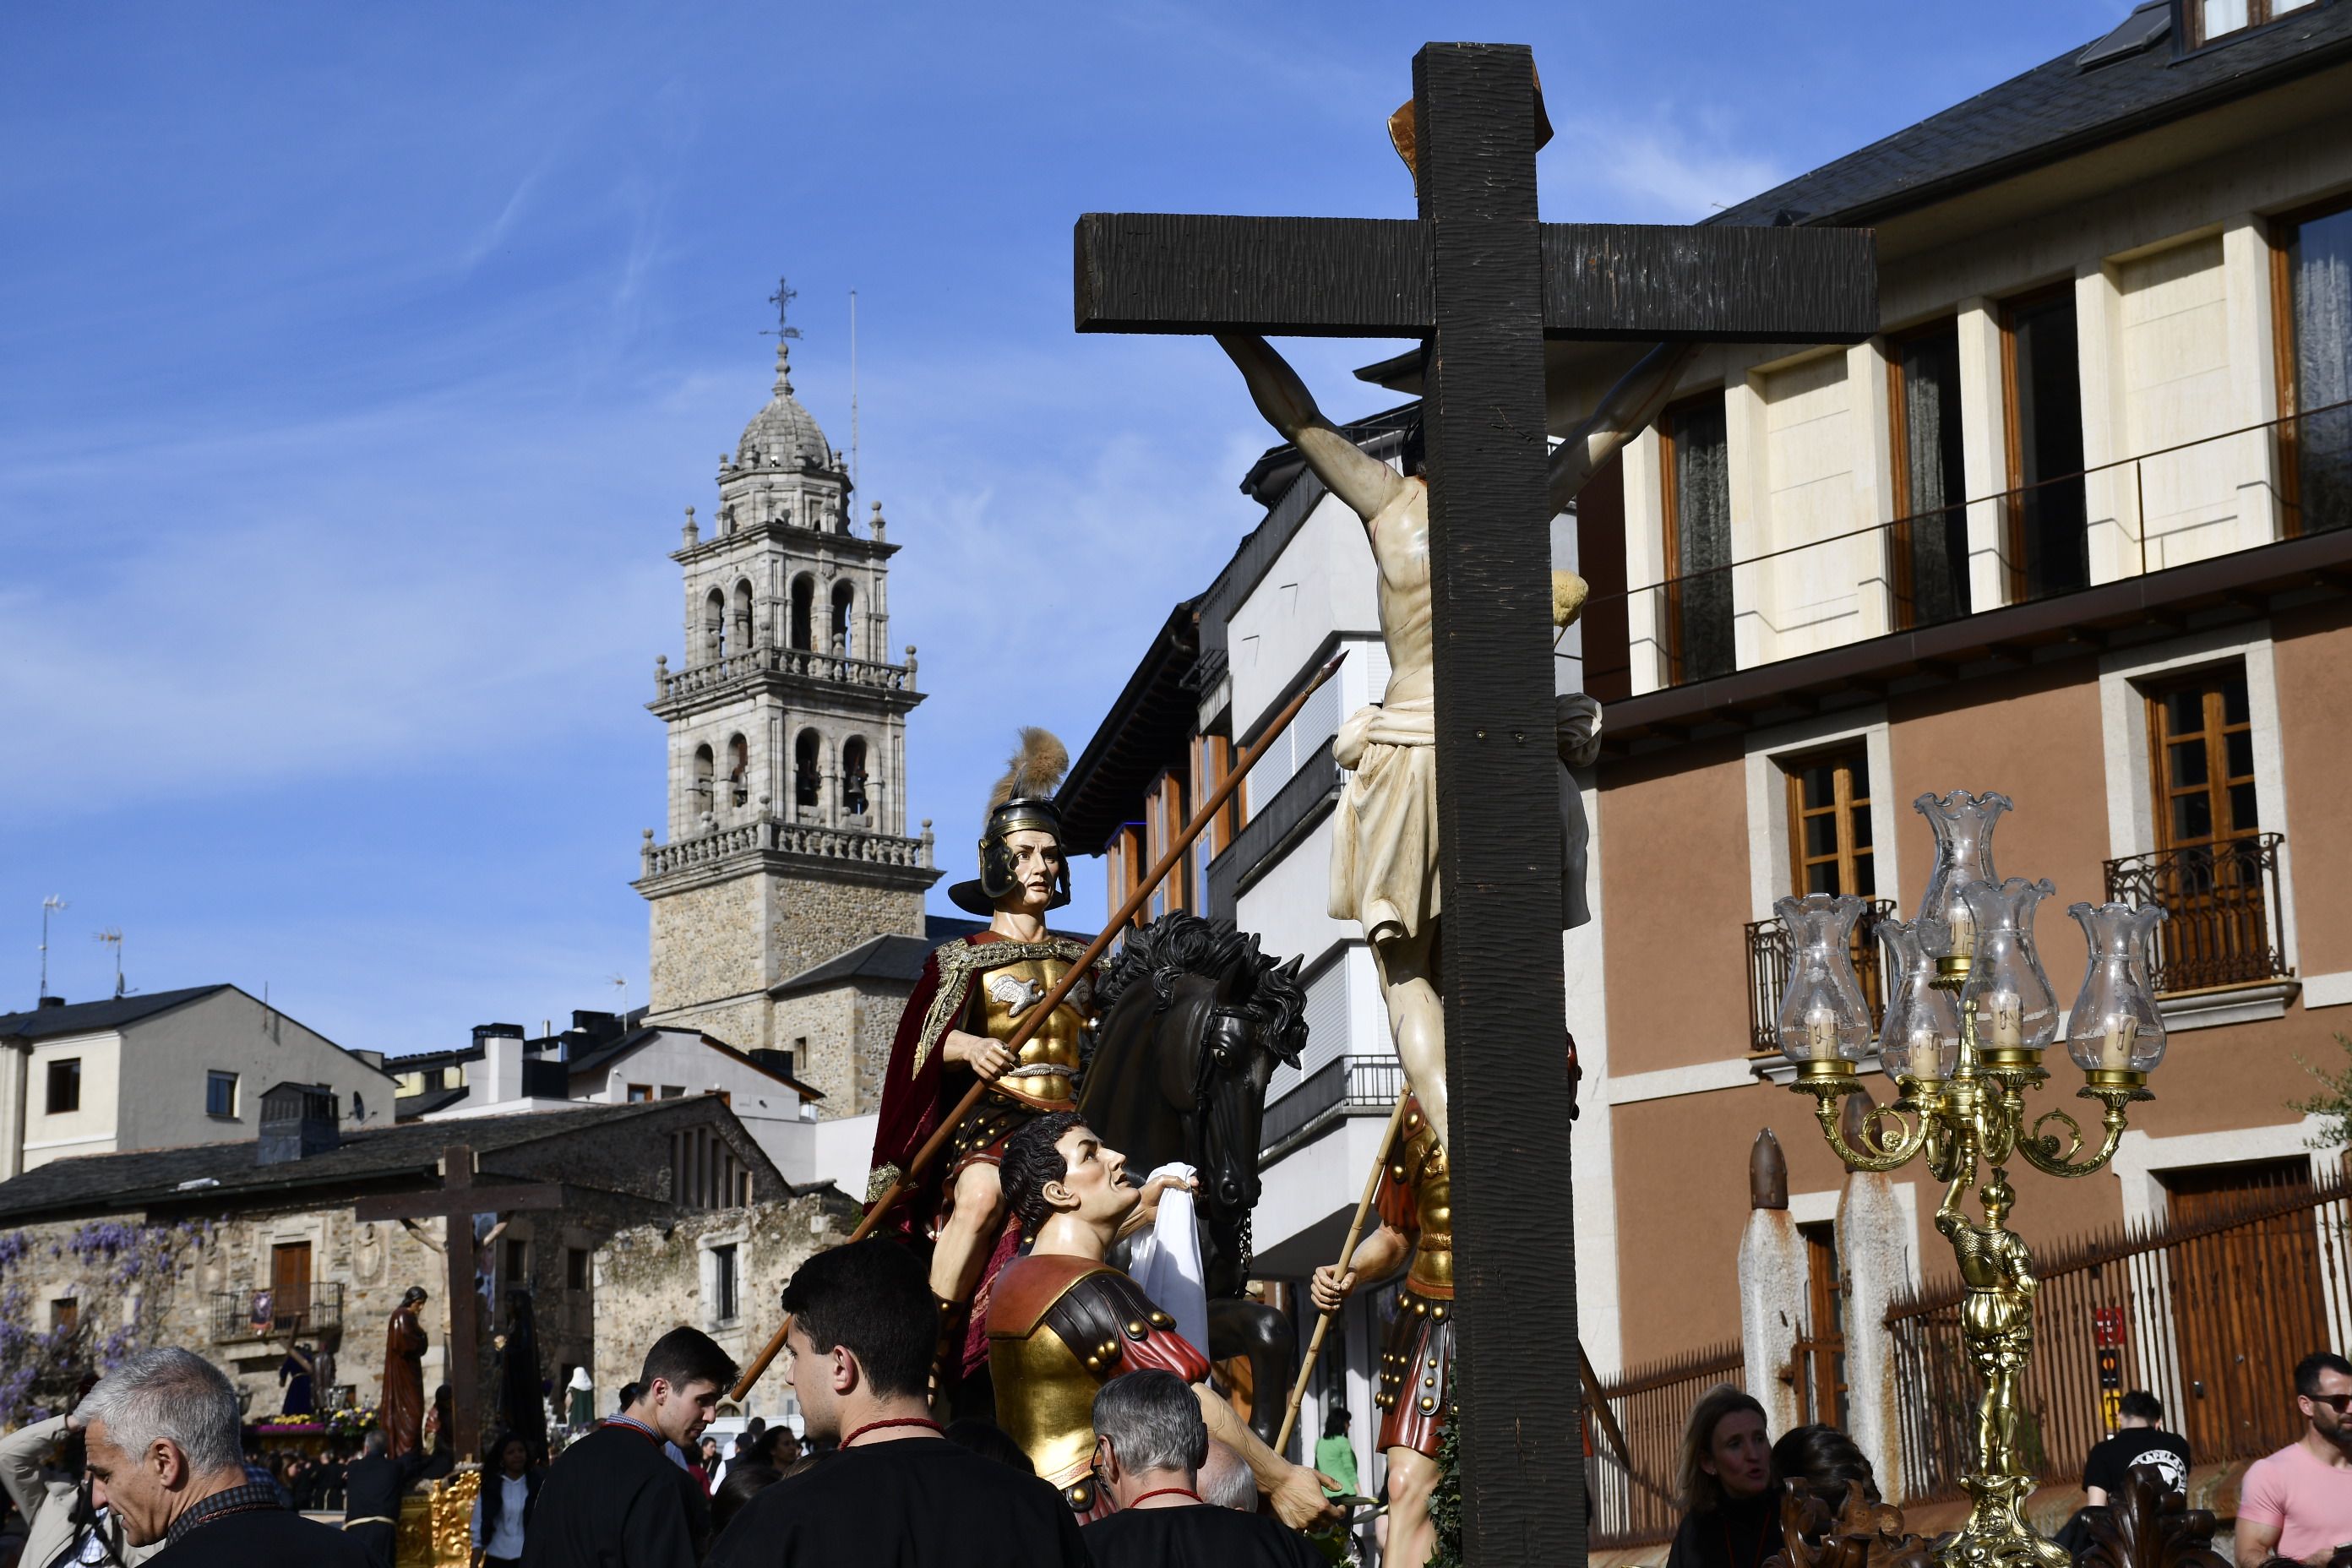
(1775, 789, 2170, 1568)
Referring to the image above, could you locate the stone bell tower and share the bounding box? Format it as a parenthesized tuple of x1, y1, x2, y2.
(636, 340, 937, 1059)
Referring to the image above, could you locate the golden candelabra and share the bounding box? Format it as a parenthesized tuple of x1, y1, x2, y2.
(1774, 791, 2169, 1568)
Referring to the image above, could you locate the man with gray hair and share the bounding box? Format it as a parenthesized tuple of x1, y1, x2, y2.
(80, 1348, 367, 1566)
(1081, 1369, 1322, 1567)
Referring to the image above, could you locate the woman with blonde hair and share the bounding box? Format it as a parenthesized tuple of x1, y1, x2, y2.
(1663, 1384, 1776, 1568)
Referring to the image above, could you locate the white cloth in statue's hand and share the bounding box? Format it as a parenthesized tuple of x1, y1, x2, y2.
(1125, 1162, 1210, 1359)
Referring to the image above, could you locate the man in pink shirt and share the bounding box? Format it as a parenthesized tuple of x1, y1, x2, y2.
(2237, 1353, 2352, 1566)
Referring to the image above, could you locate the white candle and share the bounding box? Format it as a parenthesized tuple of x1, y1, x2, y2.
(1805, 1005, 1838, 1059)
(2099, 1016, 2138, 1071)
(1989, 990, 2023, 1051)
(1907, 1027, 1943, 1081)
(1946, 900, 1977, 961)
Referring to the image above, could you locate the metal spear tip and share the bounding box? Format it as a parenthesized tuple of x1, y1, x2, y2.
(1315, 649, 1349, 683)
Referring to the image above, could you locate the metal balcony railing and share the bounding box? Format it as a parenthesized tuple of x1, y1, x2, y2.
(1261, 1054, 1407, 1158)
(1744, 899, 1897, 1056)
(213, 1282, 343, 1344)
(1583, 396, 2352, 700)
(2104, 832, 2291, 995)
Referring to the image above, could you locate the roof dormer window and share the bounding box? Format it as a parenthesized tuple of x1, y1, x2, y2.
(2189, 0, 2317, 50)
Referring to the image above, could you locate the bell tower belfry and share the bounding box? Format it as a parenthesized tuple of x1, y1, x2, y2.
(636, 341, 937, 1067)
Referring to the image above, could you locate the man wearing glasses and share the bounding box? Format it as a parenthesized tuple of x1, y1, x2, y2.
(2237, 1353, 2352, 1567)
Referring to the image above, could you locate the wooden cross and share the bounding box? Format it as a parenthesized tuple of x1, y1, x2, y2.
(1075, 43, 1876, 1560)
(352, 1143, 562, 1462)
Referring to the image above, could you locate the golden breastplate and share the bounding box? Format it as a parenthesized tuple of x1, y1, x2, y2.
(1399, 1114, 1453, 1298)
(977, 956, 1089, 1111)
(989, 1320, 1102, 1493)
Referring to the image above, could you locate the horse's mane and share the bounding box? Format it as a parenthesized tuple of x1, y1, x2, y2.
(1093, 912, 1306, 1068)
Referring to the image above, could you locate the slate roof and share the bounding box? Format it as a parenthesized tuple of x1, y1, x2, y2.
(0, 1099, 700, 1223)
(0, 985, 230, 1040)
(770, 934, 942, 997)
(1710, 4, 2352, 229)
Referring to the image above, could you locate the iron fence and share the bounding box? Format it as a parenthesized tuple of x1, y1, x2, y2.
(1586, 1339, 1745, 1548)
(1886, 1163, 2352, 1505)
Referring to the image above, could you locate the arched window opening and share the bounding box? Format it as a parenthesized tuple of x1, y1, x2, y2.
(790, 576, 814, 652)
(704, 589, 727, 662)
(830, 582, 855, 658)
(692, 744, 716, 820)
(727, 733, 749, 808)
(793, 730, 821, 810)
(841, 738, 869, 818)
(732, 580, 755, 652)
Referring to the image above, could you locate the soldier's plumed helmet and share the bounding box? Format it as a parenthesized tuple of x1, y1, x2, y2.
(949, 727, 1073, 916)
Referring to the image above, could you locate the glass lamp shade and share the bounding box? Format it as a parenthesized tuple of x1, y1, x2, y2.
(1958, 878, 2061, 1056)
(1774, 894, 1876, 1065)
(1876, 915, 1963, 1083)
(1912, 790, 2012, 966)
(2065, 901, 2169, 1076)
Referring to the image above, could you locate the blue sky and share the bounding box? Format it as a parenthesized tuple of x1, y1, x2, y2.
(0, 1, 2130, 1058)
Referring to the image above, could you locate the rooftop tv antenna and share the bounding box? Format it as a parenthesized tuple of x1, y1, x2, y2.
(609, 972, 629, 1020)
(38, 896, 66, 997)
(93, 928, 125, 999)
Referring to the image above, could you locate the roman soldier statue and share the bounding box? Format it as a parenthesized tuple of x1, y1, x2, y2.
(988, 1111, 1335, 1530)
(1310, 1092, 1451, 1567)
(868, 727, 1093, 1381)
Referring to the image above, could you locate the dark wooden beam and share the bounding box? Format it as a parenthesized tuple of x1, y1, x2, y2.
(1538, 224, 1877, 342)
(1412, 44, 1586, 1563)
(1073, 215, 1879, 341)
(1074, 215, 1426, 336)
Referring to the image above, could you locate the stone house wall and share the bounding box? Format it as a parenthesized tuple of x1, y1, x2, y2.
(591, 1190, 857, 1430)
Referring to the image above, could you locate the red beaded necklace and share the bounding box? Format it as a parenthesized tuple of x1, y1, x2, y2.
(841, 1416, 944, 1449)
(1128, 1486, 1204, 1508)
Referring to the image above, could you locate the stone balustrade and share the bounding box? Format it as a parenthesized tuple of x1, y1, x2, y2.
(642, 815, 932, 879)
(655, 645, 915, 703)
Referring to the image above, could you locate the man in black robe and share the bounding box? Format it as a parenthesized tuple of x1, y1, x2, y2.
(1081, 1370, 1322, 1568)
(522, 1327, 731, 1568)
(343, 1428, 425, 1568)
(707, 1239, 1088, 1567)
(80, 1347, 368, 1567)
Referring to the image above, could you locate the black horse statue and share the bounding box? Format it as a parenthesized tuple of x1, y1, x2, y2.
(1079, 910, 1307, 1446)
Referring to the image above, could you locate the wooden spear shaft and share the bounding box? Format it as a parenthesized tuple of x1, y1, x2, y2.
(1269, 1110, 1645, 1488)
(1275, 1093, 1409, 1455)
(729, 650, 1349, 1402)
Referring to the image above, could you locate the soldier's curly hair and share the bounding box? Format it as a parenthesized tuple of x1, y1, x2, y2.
(999, 1112, 1091, 1234)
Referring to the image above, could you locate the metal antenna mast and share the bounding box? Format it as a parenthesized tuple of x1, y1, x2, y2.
(38, 896, 65, 998)
(860, 286, 870, 496)
(94, 928, 124, 999)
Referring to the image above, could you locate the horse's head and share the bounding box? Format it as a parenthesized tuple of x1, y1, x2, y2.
(1192, 950, 1305, 1222)
(1088, 913, 1306, 1295)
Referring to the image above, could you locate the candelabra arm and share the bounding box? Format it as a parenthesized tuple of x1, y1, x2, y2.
(1799, 1082, 1930, 1172)
(2012, 1084, 2149, 1179)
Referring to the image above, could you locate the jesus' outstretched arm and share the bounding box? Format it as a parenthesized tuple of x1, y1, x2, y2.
(1545, 340, 1698, 513)
(1216, 333, 1404, 524)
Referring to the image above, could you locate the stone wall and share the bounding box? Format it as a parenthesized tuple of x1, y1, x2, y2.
(649, 879, 765, 1014)
(770, 977, 914, 1117)
(767, 875, 923, 986)
(591, 1190, 858, 1429)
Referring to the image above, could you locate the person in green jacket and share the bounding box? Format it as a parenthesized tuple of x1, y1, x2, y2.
(1314, 1407, 1359, 1500)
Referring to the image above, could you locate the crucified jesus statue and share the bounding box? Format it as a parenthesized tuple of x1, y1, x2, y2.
(1216, 335, 1694, 1153)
